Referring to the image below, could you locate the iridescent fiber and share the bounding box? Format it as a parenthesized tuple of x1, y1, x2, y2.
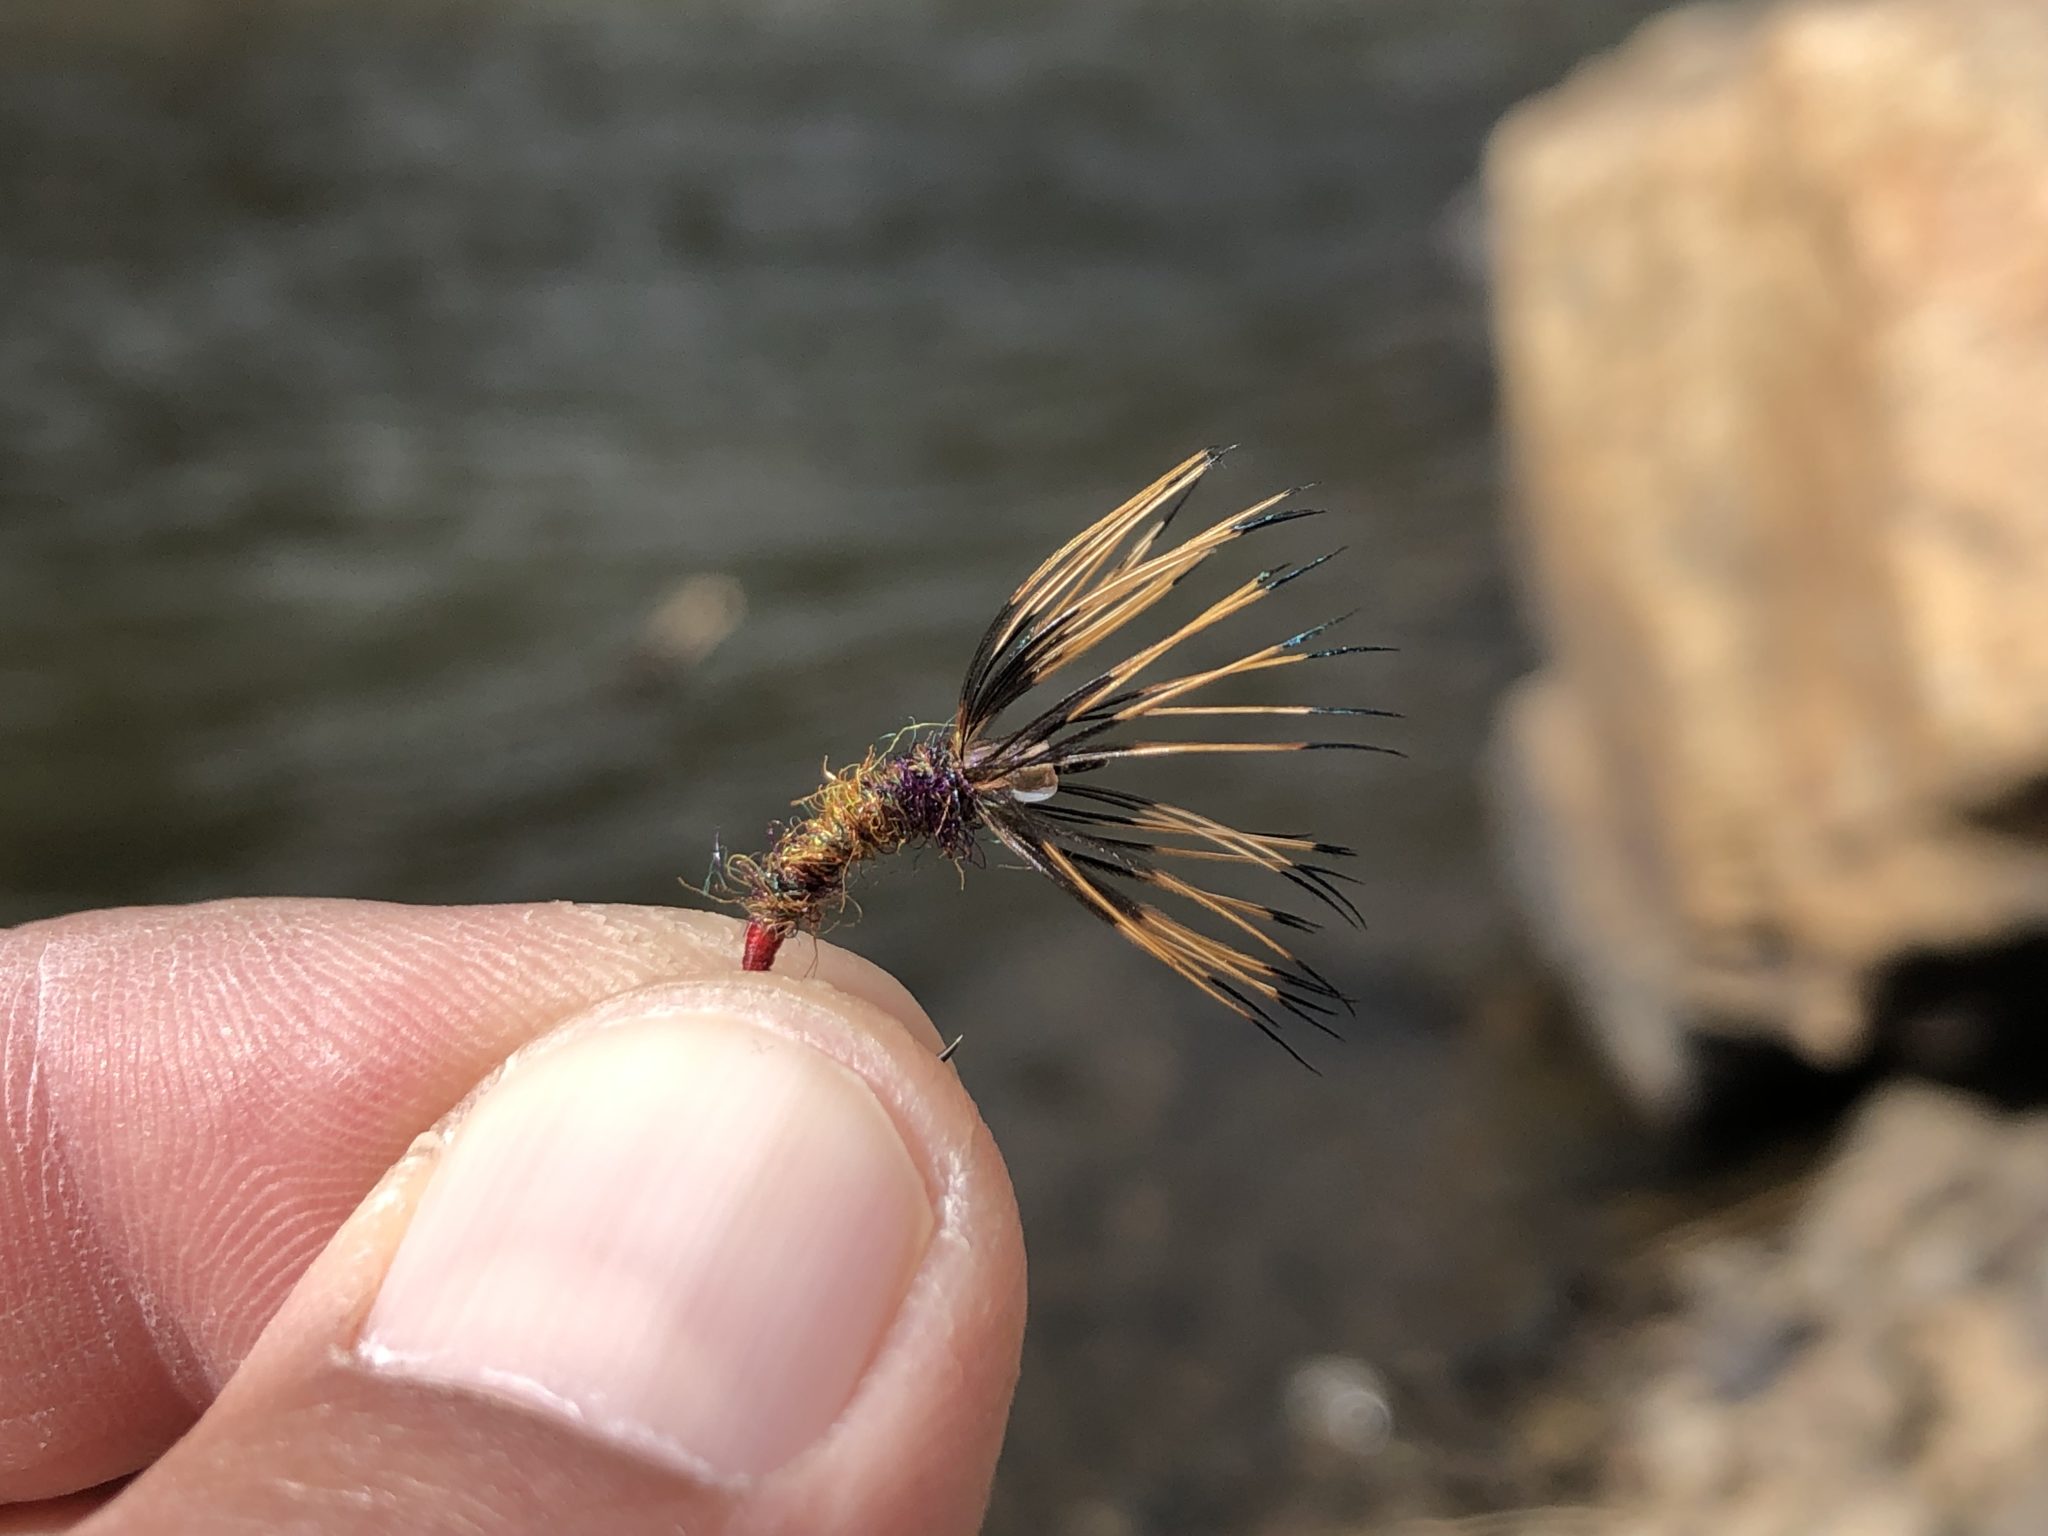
(720, 741, 979, 941)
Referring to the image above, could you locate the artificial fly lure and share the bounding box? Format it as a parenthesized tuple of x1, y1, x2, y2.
(711, 448, 1397, 1065)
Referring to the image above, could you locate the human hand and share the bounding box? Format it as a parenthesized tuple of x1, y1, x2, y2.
(2, 900, 1025, 1535)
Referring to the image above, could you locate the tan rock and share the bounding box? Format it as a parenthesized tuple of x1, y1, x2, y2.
(1908, 1294, 2048, 1510)
(1544, 1088, 2048, 1535)
(1789, 1083, 2002, 1293)
(1488, 0, 2048, 1103)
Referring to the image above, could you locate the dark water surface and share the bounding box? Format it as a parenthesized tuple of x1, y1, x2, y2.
(1, 2, 1670, 1528)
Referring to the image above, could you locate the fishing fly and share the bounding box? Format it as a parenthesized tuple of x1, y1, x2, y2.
(712, 449, 1396, 1064)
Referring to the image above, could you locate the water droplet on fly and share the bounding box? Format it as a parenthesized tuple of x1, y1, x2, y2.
(1007, 762, 1059, 803)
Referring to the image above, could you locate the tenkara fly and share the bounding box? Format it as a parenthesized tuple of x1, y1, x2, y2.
(711, 449, 1398, 1064)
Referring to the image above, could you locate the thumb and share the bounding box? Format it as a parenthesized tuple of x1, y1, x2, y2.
(85, 974, 1024, 1536)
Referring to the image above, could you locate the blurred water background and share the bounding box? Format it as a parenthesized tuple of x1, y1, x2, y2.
(0, 2, 1676, 1529)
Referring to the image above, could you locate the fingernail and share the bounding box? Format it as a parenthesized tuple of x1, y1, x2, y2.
(359, 1010, 934, 1479)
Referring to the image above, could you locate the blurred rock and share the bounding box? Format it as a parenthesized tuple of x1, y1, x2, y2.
(1982, 1471, 2048, 1536)
(635, 572, 746, 673)
(1537, 1085, 2048, 1536)
(1284, 1355, 1395, 1462)
(1485, 0, 2048, 1112)
(1316, 1093, 2048, 1535)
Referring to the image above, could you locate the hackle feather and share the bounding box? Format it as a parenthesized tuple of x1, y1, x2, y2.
(720, 449, 1395, 1063)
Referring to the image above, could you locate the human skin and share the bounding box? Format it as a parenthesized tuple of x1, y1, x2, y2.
(0, 900, 1027, 1535)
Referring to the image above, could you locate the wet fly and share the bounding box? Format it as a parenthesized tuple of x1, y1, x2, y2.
(712, 449, 1397, 1064)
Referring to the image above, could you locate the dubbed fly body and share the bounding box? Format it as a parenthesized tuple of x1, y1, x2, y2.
(713, 449, 1396, 1063)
